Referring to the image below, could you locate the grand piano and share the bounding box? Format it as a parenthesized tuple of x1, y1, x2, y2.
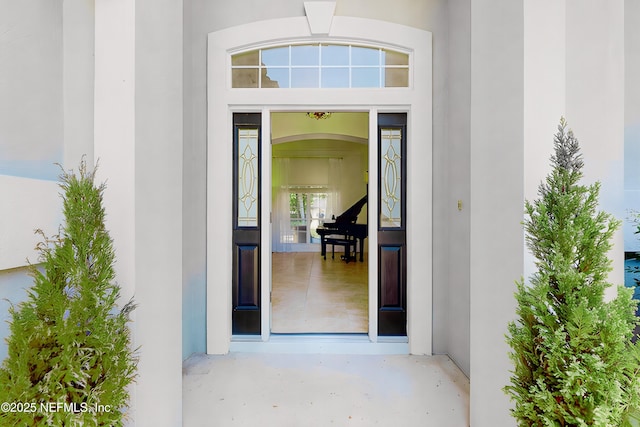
(316, 195, 368, 263)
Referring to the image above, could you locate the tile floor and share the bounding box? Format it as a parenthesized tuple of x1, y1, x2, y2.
(183, 352, 470, 427)
(271, 252, 368, 333)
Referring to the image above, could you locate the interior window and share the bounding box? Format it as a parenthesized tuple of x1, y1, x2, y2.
(287, 192, 328, 244)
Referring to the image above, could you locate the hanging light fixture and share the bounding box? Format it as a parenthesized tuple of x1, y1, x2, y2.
(306, 112, 332, 120)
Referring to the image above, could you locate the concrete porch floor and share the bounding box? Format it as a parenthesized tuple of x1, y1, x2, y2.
(183, 352, 470, 426)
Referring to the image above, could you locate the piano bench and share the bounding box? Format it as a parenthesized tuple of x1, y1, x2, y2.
(324, 237, 357, 263)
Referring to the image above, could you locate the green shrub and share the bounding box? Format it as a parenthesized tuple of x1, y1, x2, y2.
(505, 118, 640, 426)
(0, 160, 137, 426)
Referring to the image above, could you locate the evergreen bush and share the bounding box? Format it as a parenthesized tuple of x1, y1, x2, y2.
(505, 118, 640, 426)
(0, 160, 137, 426)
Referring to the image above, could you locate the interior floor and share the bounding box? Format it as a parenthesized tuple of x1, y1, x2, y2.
(271, 252, 368, 333)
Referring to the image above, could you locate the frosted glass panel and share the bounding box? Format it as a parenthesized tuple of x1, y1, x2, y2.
(232, 69, 258, 88)
(384, 68, 409, 87)
(380, 129, 402, 228)
(238, 128, 259, 227)
(232, 51, 259, 66)
(383, 50, 408, 66)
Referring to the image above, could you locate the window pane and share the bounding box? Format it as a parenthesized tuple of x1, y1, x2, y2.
(262, 68, 288, 88)
(262, 47, 289, 67)
(291, 45, 319, 66)
(238, 128, 259, 227)
(380, 129, 402, 227)
(352, 67, 380, 87)
(321, 67, 349, 88)
(383, 50, 408, 66)
(291, 68, 319, 88)
(231, 44, 409, 90)
(384, 68, 409, 87)
(352, 46, 380, 66)
(232, 68, 258, 88)
(232, 51, 259, 66)
(321, 44, 349, 66)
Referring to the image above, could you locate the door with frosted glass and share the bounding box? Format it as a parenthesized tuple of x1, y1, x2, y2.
(378, 113, 407, 336)
(232, 113, 261, 334)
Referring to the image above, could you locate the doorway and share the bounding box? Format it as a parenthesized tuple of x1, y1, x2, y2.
(207, 15, 433, 354)
(270, 112, 369, 333)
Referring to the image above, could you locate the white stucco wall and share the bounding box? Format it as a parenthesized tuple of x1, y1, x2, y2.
(0, 0, 93, 273)
(0, 176, 62, 271)
(566, 0, 625, 293)
(444, 0, 471, 377)
(523, 0, 566, 282)
(469, 0, 523, 425)
(0, 1, 63, 181)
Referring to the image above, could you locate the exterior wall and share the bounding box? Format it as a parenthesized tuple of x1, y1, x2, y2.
(566, 0, 625, 294)
(523, 0, 566, 281)
(444, 0, 471, 376)
(469, 1, 524, 425)
(0, 267, 32, 362)
(0, 0, 63, 181)
(0, 0, 69, 272)
(63, 0, 95, 171)
(0, 0, 94, 255)
(0, 2, 92, 366)
(626, 0, 640, 252)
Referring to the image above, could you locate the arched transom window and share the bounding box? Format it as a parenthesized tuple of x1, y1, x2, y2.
(231, 44, 409, 89)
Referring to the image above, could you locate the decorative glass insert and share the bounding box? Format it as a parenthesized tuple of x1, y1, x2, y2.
(237, 128, 259, 227)
(231, 44, 409, 88)
(380, 128, 402, 228)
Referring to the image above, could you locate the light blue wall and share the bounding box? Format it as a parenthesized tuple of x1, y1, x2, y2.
(625, 124, 640, 252)
(625, 1, 640, 253)
(182, 272, 206, 359)
(0, 267, 32, 363)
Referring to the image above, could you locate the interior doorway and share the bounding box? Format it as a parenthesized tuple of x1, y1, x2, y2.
(270, 112, 369, 333)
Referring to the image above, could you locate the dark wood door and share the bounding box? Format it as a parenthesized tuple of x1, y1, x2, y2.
(232, 113, 261, 334)
(377, 113, 407, 336)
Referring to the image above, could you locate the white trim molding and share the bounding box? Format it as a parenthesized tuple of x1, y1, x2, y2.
(207, 15, 432, 355)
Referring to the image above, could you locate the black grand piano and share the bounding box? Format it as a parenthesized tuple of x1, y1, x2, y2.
(316, 195, 368, 263)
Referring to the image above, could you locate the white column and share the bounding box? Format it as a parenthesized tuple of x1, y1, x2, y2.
(134, 0, 183, 425)
(469, 0, 523, 425)
(63, 0, 95, 170)
(95, 0, 183, 425)
(94, 0, 136, 306)
(94, 0, 136, 423)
